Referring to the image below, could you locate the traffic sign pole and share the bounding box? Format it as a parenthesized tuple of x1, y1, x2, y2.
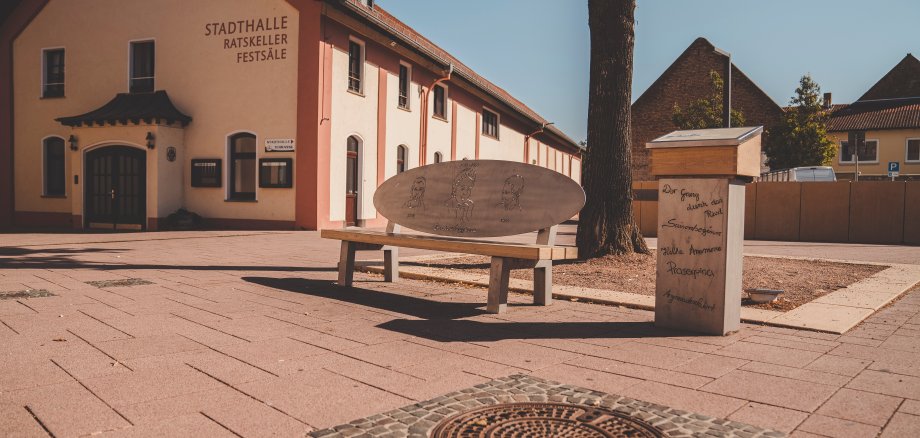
(889, 162, 900, 181)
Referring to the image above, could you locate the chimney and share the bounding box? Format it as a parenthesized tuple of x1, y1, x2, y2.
(823, 92, 832, 109)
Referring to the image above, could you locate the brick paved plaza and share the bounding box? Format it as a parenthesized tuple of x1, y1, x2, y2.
(1, 230, 920, 437)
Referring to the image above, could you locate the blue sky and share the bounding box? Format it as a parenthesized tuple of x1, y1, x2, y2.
(377, 0, 919, 143)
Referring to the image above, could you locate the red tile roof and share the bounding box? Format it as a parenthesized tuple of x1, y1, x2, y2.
(337, 0, 580, 150)
(827, 97, 920, 132)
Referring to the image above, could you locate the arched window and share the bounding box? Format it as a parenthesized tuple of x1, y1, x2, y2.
(347, 136, 359, 196)
(229, 133, 256, 200)
(433, 152, 442, 164)
(397, 145, 408, 173)
(345, 136, 361, 226)
(43, 137, 65, 196)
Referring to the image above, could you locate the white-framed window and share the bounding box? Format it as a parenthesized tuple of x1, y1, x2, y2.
(433, 151, 442, 163)
(839, 139, 879, 163)
(432, 84, 446, 119)
(348, 38, 365, 94)
(129, 40, 155, 93)
(482, 108, 499, 139)
(397, 145, 408, 173)
(41, 48, 65, 98)
(907, 138, 920, 163)
(43, 136, 66, 196)
(228, 132, 257, 200)
(398, 62, 411, 109)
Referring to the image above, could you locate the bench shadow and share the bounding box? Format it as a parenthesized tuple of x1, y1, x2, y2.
(243, 276, 699, 341)
(375, 318, 692, 341)
(242, 276, 488, 320)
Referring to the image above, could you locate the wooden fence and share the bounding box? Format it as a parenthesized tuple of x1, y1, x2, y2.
(633, 181, 920, 245)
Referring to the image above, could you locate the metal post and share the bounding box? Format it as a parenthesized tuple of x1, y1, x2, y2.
(724, 54, 732, 128)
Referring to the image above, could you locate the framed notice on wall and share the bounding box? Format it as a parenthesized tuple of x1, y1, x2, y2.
(259, 158, 293, 188)
(265, 138, 295, 152)
(191, 159, 222, 187)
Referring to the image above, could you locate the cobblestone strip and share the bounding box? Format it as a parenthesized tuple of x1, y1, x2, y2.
(309, 374, 785, 438)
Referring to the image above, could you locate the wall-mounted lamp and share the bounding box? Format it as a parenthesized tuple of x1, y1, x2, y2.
(68, 134, 78, 151)
(145, 131, 155, 149)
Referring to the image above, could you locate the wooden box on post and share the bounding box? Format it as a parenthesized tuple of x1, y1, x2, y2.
(647, 126, 762, 336)
(648, 127, 763, 179)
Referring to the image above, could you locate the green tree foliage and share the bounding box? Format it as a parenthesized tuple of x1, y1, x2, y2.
(672, 71, 745, 130)
(763, 75, 836, 169)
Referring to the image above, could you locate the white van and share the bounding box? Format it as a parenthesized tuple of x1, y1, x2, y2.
(761, 166, 837, 182)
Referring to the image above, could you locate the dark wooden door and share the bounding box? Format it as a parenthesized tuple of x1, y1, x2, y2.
(345, 137, 359, 226)
(85, 146, 146, 230)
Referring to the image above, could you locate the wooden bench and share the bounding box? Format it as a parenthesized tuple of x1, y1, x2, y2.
(320, 159, 585, 313)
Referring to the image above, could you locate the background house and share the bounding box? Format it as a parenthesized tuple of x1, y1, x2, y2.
(630, 37, 784, 181)
(827, 54, 920, 181)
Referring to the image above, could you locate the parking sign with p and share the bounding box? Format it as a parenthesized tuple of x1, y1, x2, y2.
(889, 162, 900, 178)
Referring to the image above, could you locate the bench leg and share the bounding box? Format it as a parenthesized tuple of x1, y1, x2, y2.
(487, 257, 511, 314)
(533, 260, 553, 306)
(337, 241, 356, 287)
(383, 246, 399, 282)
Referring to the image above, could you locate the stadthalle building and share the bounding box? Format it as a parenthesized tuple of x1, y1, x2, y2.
(0, 0, 581, 231)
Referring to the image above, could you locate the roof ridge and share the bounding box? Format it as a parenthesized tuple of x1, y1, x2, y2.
(633, 37, 781, 114)
(337, 0, 580, 150)
(857, 53, 920, 101)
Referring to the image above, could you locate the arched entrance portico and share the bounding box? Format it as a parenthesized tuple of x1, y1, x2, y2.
(84, 145, 147, 230)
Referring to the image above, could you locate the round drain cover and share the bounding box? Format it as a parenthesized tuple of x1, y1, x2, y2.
(430, 402, 664, 438)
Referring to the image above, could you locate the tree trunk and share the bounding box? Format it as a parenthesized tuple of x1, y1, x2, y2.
(577, 0, 648, 259)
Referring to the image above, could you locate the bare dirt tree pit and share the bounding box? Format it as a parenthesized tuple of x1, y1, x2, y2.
(410, 254, 887, 312)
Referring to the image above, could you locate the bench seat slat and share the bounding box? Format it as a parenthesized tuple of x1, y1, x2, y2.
(320, 229, 577, 260)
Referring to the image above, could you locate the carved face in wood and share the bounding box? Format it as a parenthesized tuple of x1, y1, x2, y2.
(445, 165, 477, 225)
(405, 176, 426, 209)
(499, 175, 524, 211)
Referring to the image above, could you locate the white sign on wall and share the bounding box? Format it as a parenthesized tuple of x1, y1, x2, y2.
(265, 138, 295, 152)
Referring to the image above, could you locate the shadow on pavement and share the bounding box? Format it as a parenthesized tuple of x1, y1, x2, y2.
(244, 276, 703, 341)
(0, 247, 128, 256)
(376, 318, 696, 342)
(0, 247, 335, 272)
(243, 276, 488, 320)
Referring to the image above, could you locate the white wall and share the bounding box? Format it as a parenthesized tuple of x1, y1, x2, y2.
(455, 104, 476, 160)
(385, 71, 420, 180)
(426, 86, 451, 164)
(329, 43, 379, 221)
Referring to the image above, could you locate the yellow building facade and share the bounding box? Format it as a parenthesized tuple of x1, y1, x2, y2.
(1, 0, 582, 230)
(827, 54, 920, 181)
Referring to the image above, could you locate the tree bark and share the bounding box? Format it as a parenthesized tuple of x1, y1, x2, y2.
(577, 0, 649, 258)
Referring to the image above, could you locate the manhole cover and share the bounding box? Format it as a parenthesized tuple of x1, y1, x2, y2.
(430, 402, 664, 438)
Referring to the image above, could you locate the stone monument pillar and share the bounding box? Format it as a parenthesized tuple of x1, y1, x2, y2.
(646, 127, 763, 335)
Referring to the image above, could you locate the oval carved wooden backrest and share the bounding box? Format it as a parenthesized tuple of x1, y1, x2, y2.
(373, 160, 585, 238)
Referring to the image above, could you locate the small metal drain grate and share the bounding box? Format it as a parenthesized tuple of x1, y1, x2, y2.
(430, 402, 664, 438)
